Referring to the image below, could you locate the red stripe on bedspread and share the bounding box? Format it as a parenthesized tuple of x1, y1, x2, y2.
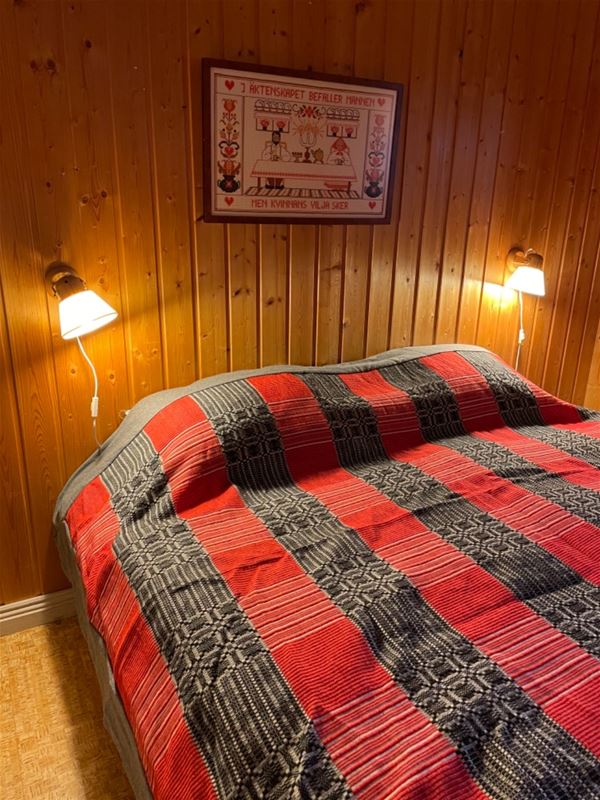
(399, 439, 600, 583)
(521, 376, 583, 425)
(553, 419, 600, 436)
(66, 477, 217, 800)
(250, 372, 600, 758)
(155, 391, 489, 800)
(421, 352, 506, 430)
(422, 352, 600, 494)
(67, 476, 122, 619)
(417, 355, 600, 581)
(536, 417, 600, 459)
(428, 350, 581, 425)
(476, 426, 600, 489)
(422, 350, 584, 429)
(145, 395, 230, 513)
(422, 351, 582, 424)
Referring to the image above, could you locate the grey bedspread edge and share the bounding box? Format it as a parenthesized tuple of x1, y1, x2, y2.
(53, 343, 486, 522)
(55, 519, 153, 800)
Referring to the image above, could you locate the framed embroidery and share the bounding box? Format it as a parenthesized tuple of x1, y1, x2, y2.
(202, 59, 403, 224)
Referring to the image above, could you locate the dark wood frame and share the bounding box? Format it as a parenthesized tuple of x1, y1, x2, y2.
(201, 59, 403, 225)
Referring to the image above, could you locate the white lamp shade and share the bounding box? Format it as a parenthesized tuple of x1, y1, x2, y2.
(506, 266, 545, 297)
(58, 290, 118, 339)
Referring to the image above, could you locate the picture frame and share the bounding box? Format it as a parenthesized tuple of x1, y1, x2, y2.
(202, 59, 403, 225)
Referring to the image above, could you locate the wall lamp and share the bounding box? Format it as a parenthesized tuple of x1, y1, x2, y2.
(505, 248, 545, 371)
(46, 262, 118, 449)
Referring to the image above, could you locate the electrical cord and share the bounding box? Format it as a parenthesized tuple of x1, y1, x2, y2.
(515, 290, 525, 372)
(76, 336, 102, 450)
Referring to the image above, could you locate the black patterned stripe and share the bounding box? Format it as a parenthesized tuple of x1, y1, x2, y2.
(384, 358, 467, 440)
(456, 351, 600, 467)
(579, 407, 600, 421)
(439, 431, 600, 530)
(380, 357, 600, 527)
(103, 432, 352, 800)
(331, 365, 600, 661)
(515, 425, 600, 469)
(459, 351, 546, 427)
(195, 379, 600, 800)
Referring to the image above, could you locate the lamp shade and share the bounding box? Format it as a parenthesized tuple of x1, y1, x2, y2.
(58, 290, 118, 339)
(506, 266, 545, 297)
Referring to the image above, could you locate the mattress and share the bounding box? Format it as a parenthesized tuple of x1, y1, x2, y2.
(54, 344, 600, 800)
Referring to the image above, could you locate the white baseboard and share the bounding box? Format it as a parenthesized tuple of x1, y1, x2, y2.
(0, 588, 75, 636)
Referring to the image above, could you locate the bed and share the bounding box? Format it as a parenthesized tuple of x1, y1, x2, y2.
(54, 344, 600, 800)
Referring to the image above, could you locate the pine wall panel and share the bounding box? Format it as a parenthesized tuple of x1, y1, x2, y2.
(1, 0, 600, 603)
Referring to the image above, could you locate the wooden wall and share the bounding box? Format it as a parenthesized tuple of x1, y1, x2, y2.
(2, 0, 600, 604)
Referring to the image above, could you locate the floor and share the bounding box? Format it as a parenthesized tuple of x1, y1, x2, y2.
(1, 617, 134, 800)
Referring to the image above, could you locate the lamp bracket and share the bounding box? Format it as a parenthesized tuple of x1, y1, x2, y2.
(45, 261, 86, 300)
(506, 246, 544, 272)
(506, 247, 528, 271)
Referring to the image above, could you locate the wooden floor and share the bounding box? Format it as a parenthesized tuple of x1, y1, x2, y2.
(1, 617, 134, 800)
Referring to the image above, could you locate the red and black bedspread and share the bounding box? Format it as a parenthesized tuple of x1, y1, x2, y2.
(56, 345, 600, 800)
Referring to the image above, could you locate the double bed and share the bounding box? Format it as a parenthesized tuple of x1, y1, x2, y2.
(54, 344, 600, 799)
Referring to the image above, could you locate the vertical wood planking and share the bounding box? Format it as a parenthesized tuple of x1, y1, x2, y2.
(223, 0, 260, 371)
(189, 0, 229, 377)
(226, 224, 260, 370)
(475, 0, 537, 353)
(147, 0, 197, 388)
(435, 0, 492, 343)
(340, 0, 385, 361)
(412, 0, 467, 345)
(542, 12, 600, 395)
(315, 0, 355, 364)
(288, 0, 325, 364)
(526, 0, 600, 386)
(389, 0, 441, 348)
(13, 0, 96, 473)
(572, 174, 600, 404)
(520, 0, 579, 374)
(58, 0, 131, 444)
(5, 0, 600, 603)
(584, 314, 600, 408)
(316, 225, 346, 365)
(456, 0, 515, 343)
(107, 1, 164, 402)
(559, 136, 600, 401)
(493, 0, 560, 365)
(341, 225, 372, 360)
(0, 275, 39, 602)
(0, 1, 67, 594)
(258, 0, 291, 366)
(259, 224, 289, 366)
(365, 0, 414, 357)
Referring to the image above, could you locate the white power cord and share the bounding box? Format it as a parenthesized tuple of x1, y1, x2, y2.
(515, 290, 526, 372)
(76, 336, 102, 449)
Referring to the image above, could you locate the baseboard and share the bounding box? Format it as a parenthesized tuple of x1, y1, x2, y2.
(0, 588, 75, 636)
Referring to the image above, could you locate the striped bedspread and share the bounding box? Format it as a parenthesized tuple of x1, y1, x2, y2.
(58, 346, 600, 799)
